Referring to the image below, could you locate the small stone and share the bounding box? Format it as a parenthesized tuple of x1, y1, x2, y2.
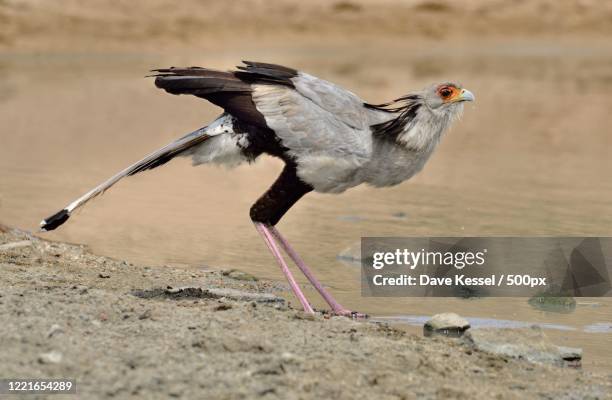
(214, 303, 232, 311)
(294, 312, 316, 321)
(98, 273, 111, 279)
(73, 285, 89, 294)
(557, 346, 583, 368)
(38, 351, 62, 364)
(47, 324, 63, 338)
(424, 313, 470, 338)
(470, 366, 484, 374)
(138, 309, 152, 320)
(222, 269, 259, 281)
(280, 352, 300, 364)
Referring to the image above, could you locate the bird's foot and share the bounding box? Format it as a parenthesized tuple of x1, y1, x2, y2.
(330, 309, 369, 319)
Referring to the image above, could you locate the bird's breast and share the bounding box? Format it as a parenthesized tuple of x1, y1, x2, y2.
(295, 143, 432, 194)
(359, 141, 433, 188)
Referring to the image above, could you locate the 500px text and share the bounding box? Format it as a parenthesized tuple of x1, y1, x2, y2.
(372, 274, 547, 287)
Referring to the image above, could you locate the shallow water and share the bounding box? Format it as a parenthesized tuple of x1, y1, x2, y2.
(1, 40, 611, 372)
(375, 315, 577, 331)
(376, 315, 612, 333)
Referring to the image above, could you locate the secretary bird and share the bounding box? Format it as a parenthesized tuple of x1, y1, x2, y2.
(40, 61, 474, 317)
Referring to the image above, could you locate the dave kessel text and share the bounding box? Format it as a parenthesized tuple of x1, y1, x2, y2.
(372, 274, 547, 288)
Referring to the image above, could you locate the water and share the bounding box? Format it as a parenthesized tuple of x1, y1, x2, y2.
(1, 40, 611, 372)
(374, 315, 577, 331)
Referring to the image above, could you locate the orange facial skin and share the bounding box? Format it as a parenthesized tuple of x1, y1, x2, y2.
(437, 84, 461, 102)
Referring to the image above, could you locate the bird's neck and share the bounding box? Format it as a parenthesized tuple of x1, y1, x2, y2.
(396, 104, 462, 153)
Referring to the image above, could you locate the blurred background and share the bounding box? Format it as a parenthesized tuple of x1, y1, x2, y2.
(1, 0, 611, 371)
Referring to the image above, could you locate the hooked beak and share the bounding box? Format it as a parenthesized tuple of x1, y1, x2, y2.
(456, 88, 475, 102)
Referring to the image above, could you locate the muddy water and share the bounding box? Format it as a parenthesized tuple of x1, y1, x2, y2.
(1, 41, 611, 372)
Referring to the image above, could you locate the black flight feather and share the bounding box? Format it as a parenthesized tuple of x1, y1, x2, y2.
(235, 61, 298, 88)
(152, 61, 300, 129)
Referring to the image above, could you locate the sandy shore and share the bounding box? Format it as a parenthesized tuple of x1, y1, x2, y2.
(1, 224, 610, 399)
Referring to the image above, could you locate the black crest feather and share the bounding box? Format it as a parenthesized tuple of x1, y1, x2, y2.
(365, 95, 422, 140)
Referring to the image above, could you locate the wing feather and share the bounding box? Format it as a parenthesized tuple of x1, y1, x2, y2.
(251, 75, 373, 192)
(153, 62, 376, 192)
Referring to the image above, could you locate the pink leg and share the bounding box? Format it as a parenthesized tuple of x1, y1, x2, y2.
(270, 226, 367, 318)
(254, 223, 314, 314)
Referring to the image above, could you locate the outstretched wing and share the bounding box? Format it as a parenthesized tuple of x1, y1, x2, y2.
(153, 65, 269, 128)
(250, 70, 370, 148)
(154, 61, 374, 192)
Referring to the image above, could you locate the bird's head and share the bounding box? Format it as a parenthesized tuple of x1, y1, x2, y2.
(397, 82, 474, 151)
(367, 82, 474, 152)
(421, 82, 475, 115)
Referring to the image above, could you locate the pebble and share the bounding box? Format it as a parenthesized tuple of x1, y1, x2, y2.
(293, 312, 316, 321)
(47, 324, 63, 338)
(38, 351, 62, 364)
(222, 269, 259, 281)
(214, 303, 233, 311)
(138, 309, 152, 320)
(73, 285, 89, 294)
(423, 313, 470, 338)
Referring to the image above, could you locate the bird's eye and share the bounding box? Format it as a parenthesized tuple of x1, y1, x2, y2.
(438, 87, 453, 99)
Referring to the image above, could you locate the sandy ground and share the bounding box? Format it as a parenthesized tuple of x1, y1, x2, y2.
(1, 224, 611, 399)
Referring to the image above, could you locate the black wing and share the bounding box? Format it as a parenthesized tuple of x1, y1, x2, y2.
(152, 61, 298, 129)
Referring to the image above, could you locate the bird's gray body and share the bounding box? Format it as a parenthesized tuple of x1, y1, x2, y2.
(188, 71, 463, 193)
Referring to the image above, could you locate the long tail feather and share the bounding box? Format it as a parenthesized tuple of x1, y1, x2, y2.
(40, 126, 211, 231)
